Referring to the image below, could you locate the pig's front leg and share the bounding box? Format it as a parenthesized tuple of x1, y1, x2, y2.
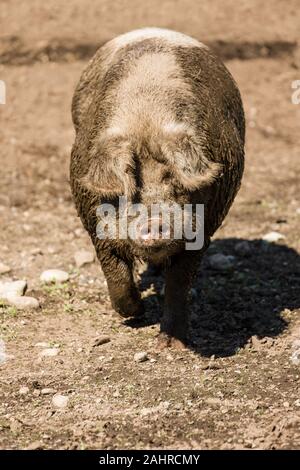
(96, 243, 143, 318)
(158, 250, 201, 350)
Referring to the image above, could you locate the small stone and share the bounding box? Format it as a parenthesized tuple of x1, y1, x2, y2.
(92, 336, 111, 347)
(0, 262, 11, 274)
(26, 441, 43, 450)
(0, 280, 27, 299)
(40, 269, 69, 283)
(208, 254, 236, 271)
(33, 389, 41, 397)
(292, 339, 300, 349)
(234, 241, 251, 256)
(263, 231, 286, 242)
(52, 394, 69, 409)
(19, 386, 30, 395)
(0, 339, 7, 365)
(251, 335, 262, 351)
(190, 288, 197, 300)
(41, 388, 56, 395)
(74, 250, 95, 268)
(290, 350, 300, 366)
(134, 352, 148, 363)
(35, 342, 50, 348)
(74, 228, 84, 237)
(6, 295, 40, 310)
(40, 348, 59, 357)
(30, 248, 43, 255)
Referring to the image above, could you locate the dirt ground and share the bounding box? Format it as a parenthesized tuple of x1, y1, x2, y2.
(0, 0, 300, 450)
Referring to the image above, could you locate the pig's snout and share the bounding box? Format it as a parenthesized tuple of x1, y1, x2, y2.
(137, 218, 171, 245)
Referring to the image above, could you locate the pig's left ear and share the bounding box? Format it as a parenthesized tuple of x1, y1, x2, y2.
(162, 128, 222, 190)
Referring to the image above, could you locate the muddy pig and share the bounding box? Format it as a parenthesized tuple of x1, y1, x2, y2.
(70, 28, 245, 349)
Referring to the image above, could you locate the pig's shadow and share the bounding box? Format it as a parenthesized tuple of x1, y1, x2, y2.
(125, 238, 300, 357)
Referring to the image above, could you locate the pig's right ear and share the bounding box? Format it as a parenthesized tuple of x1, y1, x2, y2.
(79, 159, 125, 196)
(78, 136, 136, 197)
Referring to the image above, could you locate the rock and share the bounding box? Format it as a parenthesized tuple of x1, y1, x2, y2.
(290, 350, 300, 366)
(190, 288, 197, 300)
(35, 342, 50, 348)
(74, 250, 95, 268)
(234, 241, 251, 256)
(0, 262, 11, 274)
(30, 248, 43, 256)
(92, 336, 111, 347)
(33, 389, 41, 397)
(40, 348, 59, 357)
(52, 394, 69, 409)
(74, 228, 84, 237)
(263, 231, 286, 243)
(0, 339, 7, 365)
(25, 441, 43, 450)
(292, 339, 300, 349)
(19, 386, 30, 395)
(41, 388, 56, 395)
(134, 352, 148, 363)
(6, 295, 40, 310)
(250, 335, 263, 351)
(40, 269, 69, 283)
(0, 280, 27, 299)
(208, 254, 236, 271)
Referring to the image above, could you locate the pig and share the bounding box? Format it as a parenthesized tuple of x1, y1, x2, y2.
(70, 28, 245, 349)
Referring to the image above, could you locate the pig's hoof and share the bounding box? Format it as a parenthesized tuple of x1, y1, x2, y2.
(156, 333, 187, 351)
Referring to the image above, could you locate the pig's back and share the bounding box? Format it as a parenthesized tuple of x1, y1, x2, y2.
(71, 28, 245, 236)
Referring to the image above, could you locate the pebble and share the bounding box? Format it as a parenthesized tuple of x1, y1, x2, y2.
(0, 280, 27, 299)
(19, 386, 30, 395)
(30, 248, 43, 256)
(0, 262, 11, 274)
(134, 352, 149, 363)
(41, 388, 56, 395)
(52, 394, 69, 409)
(263, 231, 286, 242)
(26, 441, 43, 450)
(250, 335, 263, 351)
(0, 339, 7, 365)
(92, 336, 111, 347)
(234, 241, 251, 256)
(74, 228, 84, 237)
(290, 350, 300, 366)
(6, 295, 40, 310)
(74, 250, 95, 268)
(35, 342, 51, 348)
(40, 269, 69, 283)
(208, 254, 236, 271)
(40, 348, 59, 357)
